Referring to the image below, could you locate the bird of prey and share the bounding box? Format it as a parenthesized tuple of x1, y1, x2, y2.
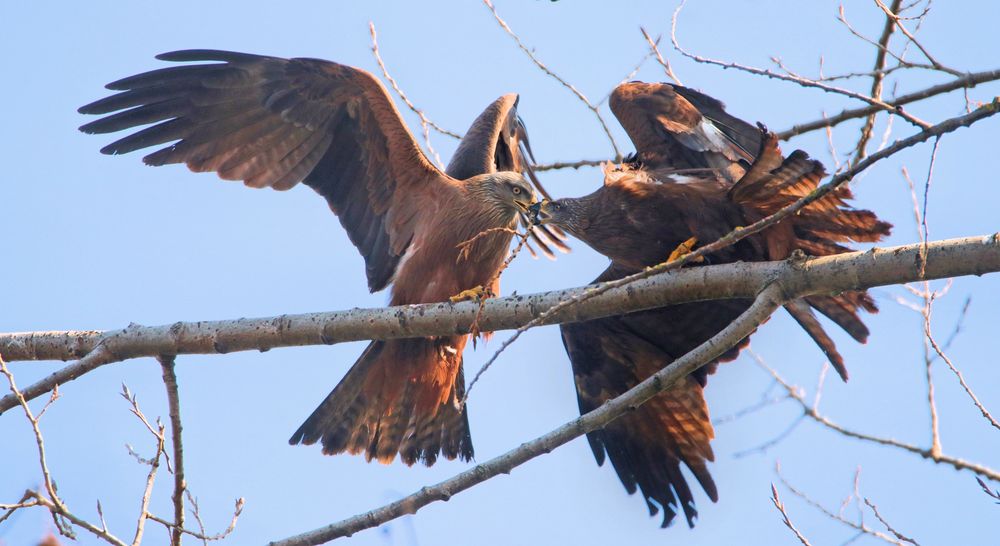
(78, 49, 565, 466)
(532, 81, 892, 527)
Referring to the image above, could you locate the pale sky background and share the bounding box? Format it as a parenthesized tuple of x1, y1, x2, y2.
(2, 2, 999, 545)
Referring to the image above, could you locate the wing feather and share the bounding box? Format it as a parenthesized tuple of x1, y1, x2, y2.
(610, 82, 758, 183)
(80, 49, 456, 292)
(561, 264, 752, 528)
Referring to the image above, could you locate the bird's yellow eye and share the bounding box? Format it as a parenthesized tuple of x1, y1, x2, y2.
(512, 187, 522, 195)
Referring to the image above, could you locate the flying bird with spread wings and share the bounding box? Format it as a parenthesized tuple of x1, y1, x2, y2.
(532, 81, 892, 527)
(78, 49, 566, 466)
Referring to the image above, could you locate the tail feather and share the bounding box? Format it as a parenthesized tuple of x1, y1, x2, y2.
(289, 338, 474, 466)
(806, 294, 877, 342)
(784, 300, 849, 381)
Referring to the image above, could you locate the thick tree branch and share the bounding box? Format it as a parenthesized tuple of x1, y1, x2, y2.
(2, 235, 999, 414)
(158, 356, 186, 546)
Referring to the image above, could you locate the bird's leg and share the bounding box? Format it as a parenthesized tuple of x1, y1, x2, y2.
(667, 236, 705, 263)
(449, 285, 494, 303)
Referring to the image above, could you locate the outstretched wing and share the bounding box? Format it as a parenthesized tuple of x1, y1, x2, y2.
(610, 81, 760, 183)
(79, 49, 457, 293)
(730, 131, 892, 378)
(561, 263, 752, 528)
(445, 93, 568, 258)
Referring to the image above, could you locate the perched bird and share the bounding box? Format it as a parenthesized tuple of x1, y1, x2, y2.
(78, 49, 565, 466)
(532, 81, 891, 527)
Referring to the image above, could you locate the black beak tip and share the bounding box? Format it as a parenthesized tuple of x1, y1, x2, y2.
(527, 201, 543, 225)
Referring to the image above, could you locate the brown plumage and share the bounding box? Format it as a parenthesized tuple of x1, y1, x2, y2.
(536, 81, 891, 527)
(78, 49, 562, 466)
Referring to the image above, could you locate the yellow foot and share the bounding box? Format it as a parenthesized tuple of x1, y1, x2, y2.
(449, 285, 493, 303)
(668, 236, 705, 263)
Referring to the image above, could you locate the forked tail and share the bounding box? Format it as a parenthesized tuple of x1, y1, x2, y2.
(289, 337, 473, 466)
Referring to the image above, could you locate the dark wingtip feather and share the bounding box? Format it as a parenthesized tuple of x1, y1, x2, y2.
(155, 49, 261, 63)
(78, 102, 100, 115)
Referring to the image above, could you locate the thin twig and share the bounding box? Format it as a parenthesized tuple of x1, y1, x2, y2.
(455, 227, 521, 263)
(119, 384, 169, 546)
(776, 463, 912, 545)
(1, 355, 130, 545)
(770, 483, 813, 546)
(531, 158, 607, 172)
(925, 313, 1000, 431)
(873, 0, 959, 75)
(758, 360, 1000, 482)
(0, 357, 64, 517)
(482, 0, 622, 159)
(865, 498, 920, 545)
(369, 22, 455, 168)
(640, 27, 682, 85)
(671, 0, 931, 130)
(146, 497, 244, 543)
(475, 229, 533, 336)
(777, 69, 1000, 140)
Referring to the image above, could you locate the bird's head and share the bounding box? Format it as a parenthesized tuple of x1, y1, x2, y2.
(480, 171, 537, 216)
(529, 198, 583, 234)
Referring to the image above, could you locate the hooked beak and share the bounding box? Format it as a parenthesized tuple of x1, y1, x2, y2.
(528, 200, 552, 225)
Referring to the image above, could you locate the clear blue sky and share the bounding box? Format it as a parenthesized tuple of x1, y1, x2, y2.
(2, 2, 998, 545)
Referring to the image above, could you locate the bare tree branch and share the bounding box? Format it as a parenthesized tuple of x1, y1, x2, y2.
(925, 308, 1000, 431)
(770, 483, 813, 546)
(670, 0, 931, 129)
(368, 22, 454, 168)
(482, 0, 622, 159)
(158, 356, 187, 546)
(865, 498, 920, 545)
(640, 27, 682, 85)
(2, 233, 998, 414)
(757, 360, 1000, 482)
(777, 69, 1000, 140)
(531, 158, 607, 171)
(146, 497, 244, 544)
(776, 463, 916, 545)
(873, 0, 958, 75)
(1, 356, 130, 545)
(851, 0, 903, 167)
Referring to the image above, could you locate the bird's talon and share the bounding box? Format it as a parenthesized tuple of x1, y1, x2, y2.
(668, 236, 704, 263)
(449, 285, 492, 303)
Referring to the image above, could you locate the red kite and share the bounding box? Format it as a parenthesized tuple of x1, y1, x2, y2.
(533, 82, 891, 527)
(78, 50, 564, 465)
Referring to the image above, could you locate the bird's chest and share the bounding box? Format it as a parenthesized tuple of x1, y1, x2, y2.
(390, 212, 516, 305)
